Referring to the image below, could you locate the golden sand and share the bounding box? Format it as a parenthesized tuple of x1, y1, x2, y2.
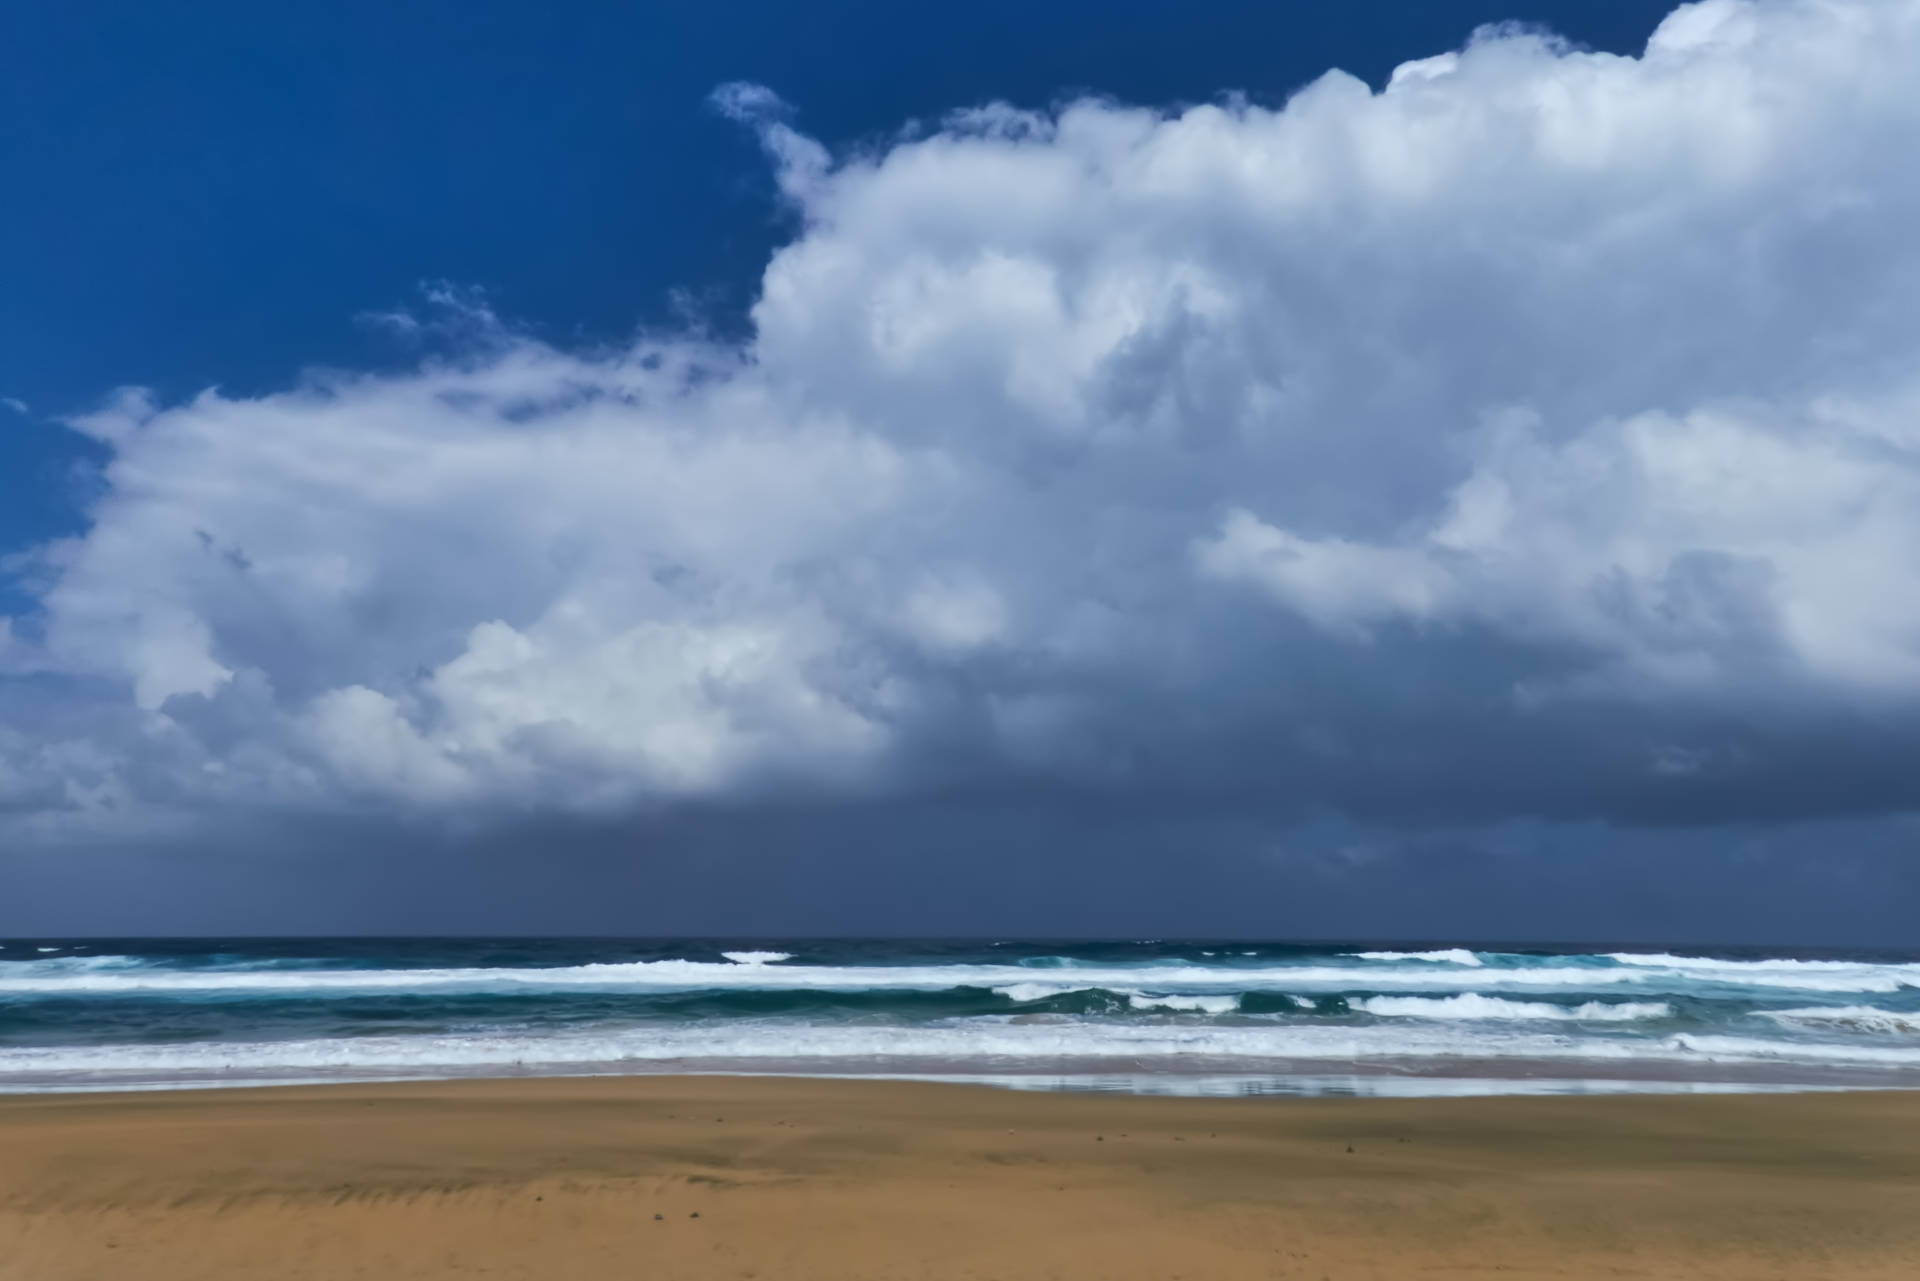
(4, 1076, 1919, 1280)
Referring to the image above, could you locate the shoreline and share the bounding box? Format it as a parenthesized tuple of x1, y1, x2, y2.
(6, 1068, 1916, 1099)
(7, 1052, 1920, 1098)
(6, 1074, 1920, 1279)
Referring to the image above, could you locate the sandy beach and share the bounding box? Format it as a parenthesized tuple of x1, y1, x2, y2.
(1, 1077, 1917, 1280)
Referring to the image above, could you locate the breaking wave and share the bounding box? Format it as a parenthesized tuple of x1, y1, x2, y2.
(1765, 1006, 1920, 1036)
(1353, 995, 1671, 1022)
(4, 939, 1918, 1094)
(1353, 949, 1484, 966)
(7, 953, 1917, 998)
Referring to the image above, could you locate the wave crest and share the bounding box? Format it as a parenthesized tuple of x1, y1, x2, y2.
(1125, 992, 1240, 1014)
(1764, 1006, 1920, 1035)
(1354, 949, 1483, 966)
(1354, 995, 1672, 1022)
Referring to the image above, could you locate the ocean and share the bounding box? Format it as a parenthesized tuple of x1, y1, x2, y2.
(4, 938, 1919, 1096)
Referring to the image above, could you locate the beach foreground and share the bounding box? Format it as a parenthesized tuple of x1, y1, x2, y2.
(3, 1078, 1918, 1280)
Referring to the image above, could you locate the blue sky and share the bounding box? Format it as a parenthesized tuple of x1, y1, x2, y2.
(7, 0, 1920, 939)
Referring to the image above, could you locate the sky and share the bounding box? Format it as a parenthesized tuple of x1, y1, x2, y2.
(5, 0, 1920, 942)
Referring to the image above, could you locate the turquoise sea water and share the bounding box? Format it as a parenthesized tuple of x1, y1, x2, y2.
(4, 938, 1919, 1095)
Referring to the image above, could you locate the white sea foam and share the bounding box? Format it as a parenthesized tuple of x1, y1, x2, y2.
(720, 952, 793, 965)
(1764, 1006, 1920, 1035)
(1354, 949, 1484, 966)
(1125, 992, 1241, 1014)
(991, 984, 1240, 1013)
(4, 1017, 1920, 1090)
(5, 955, 1915, 997)
(1609, 953, 1876, 971)
(3, 954, 145, 973)
(1354, 995, 1671, 1022)
(1601, 954, 1920, 993)
(1658, 1033, 1920, 1065)
(992, 983, 1096, 1003)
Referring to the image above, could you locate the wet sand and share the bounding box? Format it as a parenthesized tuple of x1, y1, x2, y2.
(3, 1076, 1919, 1280)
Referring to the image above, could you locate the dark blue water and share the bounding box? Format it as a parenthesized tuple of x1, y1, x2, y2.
(4, 938, 1919, 1094)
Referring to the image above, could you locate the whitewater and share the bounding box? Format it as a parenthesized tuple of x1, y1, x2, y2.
(3, 938, 1918, 1095)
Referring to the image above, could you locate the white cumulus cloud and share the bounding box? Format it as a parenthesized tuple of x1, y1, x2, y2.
(7, 0, 1920, 839)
